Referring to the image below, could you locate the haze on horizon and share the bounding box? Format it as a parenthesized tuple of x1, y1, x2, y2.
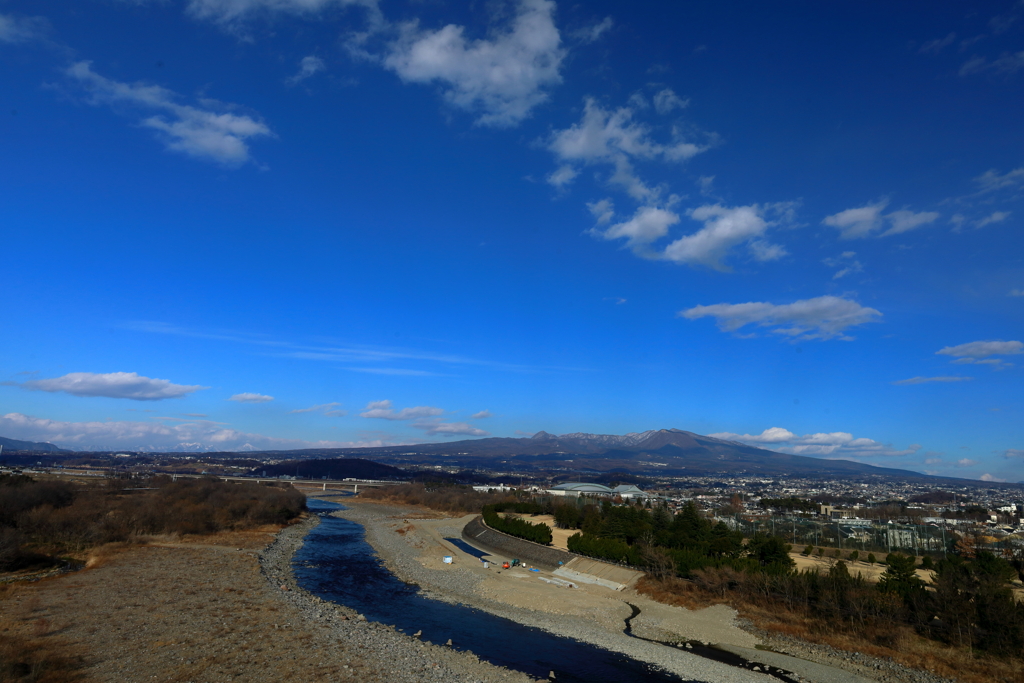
(1, 0, 1021, 482)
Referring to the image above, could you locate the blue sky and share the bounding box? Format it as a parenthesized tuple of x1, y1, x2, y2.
(1, 0, 1022, 481)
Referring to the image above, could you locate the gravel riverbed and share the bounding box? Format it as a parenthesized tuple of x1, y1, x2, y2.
(330, 501, 775, 683)
(258, 512, 539, 683)
(325, 500, 959, 683)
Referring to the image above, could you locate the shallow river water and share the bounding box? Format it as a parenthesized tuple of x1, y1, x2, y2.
(293, 499, 691, 683)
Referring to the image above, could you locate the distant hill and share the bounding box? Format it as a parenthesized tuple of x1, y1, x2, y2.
(0, 436, 68, 452)
(244, 428, 937, 481)
(250, 458, 410, 481)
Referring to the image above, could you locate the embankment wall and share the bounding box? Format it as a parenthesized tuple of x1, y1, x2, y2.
(462, 515, 573, 571)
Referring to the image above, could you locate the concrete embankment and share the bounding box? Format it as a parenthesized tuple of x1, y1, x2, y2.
(462, 515, 643, 590)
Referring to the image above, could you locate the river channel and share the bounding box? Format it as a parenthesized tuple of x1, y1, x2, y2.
(292, 499, 692, 683)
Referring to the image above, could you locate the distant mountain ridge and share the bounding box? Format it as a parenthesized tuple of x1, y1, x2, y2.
(0, 436, 68, 452)
(296, 427, 934, 480)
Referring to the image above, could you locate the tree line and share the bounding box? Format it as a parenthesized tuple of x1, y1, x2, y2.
(0, 473, 305, 572)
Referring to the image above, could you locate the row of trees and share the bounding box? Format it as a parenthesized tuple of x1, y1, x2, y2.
(1, 473, 306, 571)
(482, 502, 553, 545)
(553, 497, 1023, 657)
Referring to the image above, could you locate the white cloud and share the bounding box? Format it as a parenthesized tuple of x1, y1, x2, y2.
(956, 458, 976, 467)
(822, 200, 939, 239)
(412, 420, 488, 436)
(937, 340, 1023, 359)
(883, 209, 940, 236)
(652, 88, 688, 114)
(919, 32, 956, 54)
(663, 204, 770, 269)
(288, 402, 346, 416)
(973, 167, 1024, 193)
(979, 473, 1006, 482)
(382, 0, 564, 128)
(710, 426, 919, 458)
(22, 372, 206, 401)
(595, 203, 789, 270)
(0, 13, 47, 44)
(186, 0, 375, 25)
(1004, 449, 1024, 459)
(0, 412, 386, 452)
(228, 392, 274, 402)
(360, 399, 444, 420)
(586, 198, 614, 224)
(470, 410, 493, 419)
(1010, 289, 1024, 297)
(680, 295, 882, 341)
(975, 210, 1010, 228)
(598, 205, 679, 252)
(822, 201, 887, 238)
(891, 376, 973, 385)
(65, 61, 272, 167)
(547, 97, 711, 200)
(546, 164, 578, 188)
(748, 240, 788, 263)
(287, 55, 326, 84)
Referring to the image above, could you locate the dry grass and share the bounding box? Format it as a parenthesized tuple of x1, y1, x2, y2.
(636, 576, 1024, 683)
(0, 584, 84, 683)
(358, 483, 515, 516)
(0, 632, 85, 683)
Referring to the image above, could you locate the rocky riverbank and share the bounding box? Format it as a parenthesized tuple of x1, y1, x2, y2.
(258, 511, 539, 683)
(333, 500, 774, 683)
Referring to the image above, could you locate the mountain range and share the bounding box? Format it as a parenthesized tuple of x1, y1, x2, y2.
(0, 436, 67, 452)
(315, 428, 931, 480)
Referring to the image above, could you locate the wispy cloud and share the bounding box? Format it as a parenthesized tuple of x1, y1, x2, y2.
(186, 0, 378, 28)
(286, 55, 325, 85)
(680, 295, 881, 341)
(822, 200, 939, 239)
(974, 210, 1010, 228)
(125, 320, 573, 374)
(0, 411, 388, 452)
(0, 12, 49, 44)
(973, 167, 1024, 194)
(711, 426, 919, 458)
(64, 61, 273, 167)
(823, 251, 863, 280)
(470, 410, 493, 419)
(891, 376, 973, 385)
(412, 420, 488, 437)
(359, 399, 444, 420)
(919, 32, 956, 54)
(936, 340, 1022, 369)
(21, 372, 206, 401)
(959, 51, 1024, 77)
(288, 402, 347, 416)
(228, 392, 274, 403)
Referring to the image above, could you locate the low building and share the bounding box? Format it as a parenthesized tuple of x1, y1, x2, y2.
(547, 482, 614, 497)
(611, 484, 649, 500)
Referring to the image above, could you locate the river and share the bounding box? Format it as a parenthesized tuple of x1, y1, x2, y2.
(293, 498, 692, 683)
